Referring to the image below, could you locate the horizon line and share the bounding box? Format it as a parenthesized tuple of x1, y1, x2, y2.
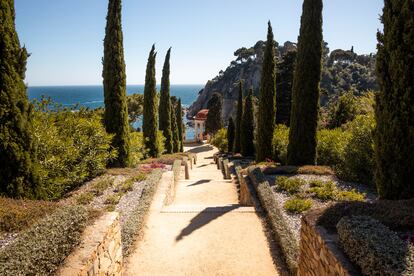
(27, 83, 205, 87)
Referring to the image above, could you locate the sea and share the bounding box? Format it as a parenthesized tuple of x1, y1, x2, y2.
(28, 84, 203, 140)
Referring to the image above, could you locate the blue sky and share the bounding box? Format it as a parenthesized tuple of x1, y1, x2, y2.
(15, 0, 383, 86)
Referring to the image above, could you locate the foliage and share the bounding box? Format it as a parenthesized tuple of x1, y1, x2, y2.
(0, 0, 40, 198)
(170, 96, 180, 152)
(337, 216, 414, 276)
(102, 0, 130, 167)
(336, 189, 365, 202)
(287, 0, 323, 165)
(0, 205, 92, 275)
(130, 131, 147, 166)
(284, 198, 313, 214)
(316, 128, 350, 167)
(308, 181, 337, 201)
(126, 93, 144, 128)
(277, 176, 306, 195)
(272, 124, 289, 164)
(105, 193, 121, 205)
(262, 165, 334, 176)
(327, 90, 357, 128)
(276, 50, 296, 126)
(91, 177, 114, 196)
(210, 128, 228, 153)
(0, 197, 57, 233)
(143, 45, 161, 158)
(234, 80, 243, 153)
(227, 117, 235, 153)
(32, 100, 116, 199)
(375, 0, 414, 199)
(75, 192, 95, 205)
(241, 88, 255, 157)
(256, 22, 277, 162)
(205, 92, 223, 134)
(176, 98, 184, 152)
(159, 48, 173, 154)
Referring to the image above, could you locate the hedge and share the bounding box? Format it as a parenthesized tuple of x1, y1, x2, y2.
(0, 205, 92, 275)
(247, 167, 299, 274)
(337, 216, 414, 275)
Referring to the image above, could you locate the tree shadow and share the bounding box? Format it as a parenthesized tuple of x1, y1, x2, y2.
(197, 164, 209, 168)
(186, 179, 211, 187)
(186, 145, 214, 154)
(175, 204, 240, 242)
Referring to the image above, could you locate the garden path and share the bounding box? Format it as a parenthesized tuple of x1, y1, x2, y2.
(125, 144, 283, 275)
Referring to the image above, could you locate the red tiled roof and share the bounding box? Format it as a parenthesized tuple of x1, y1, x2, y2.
(195, 109, 209, 120)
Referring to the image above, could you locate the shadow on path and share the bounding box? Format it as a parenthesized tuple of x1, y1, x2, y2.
(187, 179, 211, 187)
(175, 204, 240, 242)
(187, 145, 214, 154)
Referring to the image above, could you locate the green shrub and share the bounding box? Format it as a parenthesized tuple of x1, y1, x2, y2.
(133, 172, 147, 182)
(130, 131, 166, 166)
(0, 205, 92, 275)
(272, 124, 289, 164)
(91, 177, 114, 196)
(336, 189, 365, 202)
(308, 181, 337, 201)
(308, 180, 325, 188)
(277, 176, 306, 195)
(317, 128, 350, 166)
(75, 192, 95, 205)
(210, 128, 228, 152)
(337, 216, 414, 276)
(32, 99, 117, 199)
(284, 198, 313, 214)
(118, 179, 134, 193)
(105, 194, 121, 205)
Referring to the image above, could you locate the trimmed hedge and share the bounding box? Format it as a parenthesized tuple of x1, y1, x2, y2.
(337, 216, 414, 275)
(121, 169, 163, 256)
(262, 165, 334, 176)
(248, 167, 299, 274)
(0, 205, 92, 275)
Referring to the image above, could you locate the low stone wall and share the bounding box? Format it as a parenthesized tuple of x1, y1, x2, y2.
(298, 212, 358, 276)
(58, 212, 122, 276)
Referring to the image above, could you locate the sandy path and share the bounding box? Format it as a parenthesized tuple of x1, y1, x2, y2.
(125, 144, 281, 276)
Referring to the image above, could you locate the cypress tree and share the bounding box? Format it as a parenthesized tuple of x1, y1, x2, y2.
(287, 0, 323, 165)
(227, 117, 235, 153)
(143, 45, 161, 158)
(159, 48, 173, 154)
(176, 98, 184, 152)
(170, 96, 180, 153)
(234, 80, 243, 153)
(0, 0, 40, 198)
(256, 21, 277, 162)
(375, 0, 414, 199)
(241, 88, 255, 157)
(276, 50, 297, 126)
(205, 93, 223, 135)
(102, 0, 130, 167)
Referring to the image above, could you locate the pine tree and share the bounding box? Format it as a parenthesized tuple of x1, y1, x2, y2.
(227, 117, 235, 153)
(102, 0, 130, 167)
(276, 50, 297, 126)
(176, 98, 184, 152)
(287, 0, 323, 165)
(234, 80, 243, 153)
(205, 93, 223, 135)
(375, 0, 414, 199)
(0, 0, 40, 198)
(159, 48, 173, 154)
(256, 22, 277, 162)
(143, 45, 161, 158)
(241, 88, 255, 157)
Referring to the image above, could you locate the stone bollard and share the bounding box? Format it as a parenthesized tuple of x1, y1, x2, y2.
(222, 159, 231, 179)
(182, 158, 190, 180)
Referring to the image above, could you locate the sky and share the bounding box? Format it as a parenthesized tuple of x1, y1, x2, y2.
(14, 0, 384, 86)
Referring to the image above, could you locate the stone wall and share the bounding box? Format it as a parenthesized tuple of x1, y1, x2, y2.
(58, 212, 122, 276)
(298, 212, 359, 276)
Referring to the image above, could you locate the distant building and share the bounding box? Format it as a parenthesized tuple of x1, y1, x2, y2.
(193, 109, 208, 142)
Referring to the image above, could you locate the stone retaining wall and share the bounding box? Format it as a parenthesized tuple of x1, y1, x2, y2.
(298, 212, 358, 276)
(58, 212, 122, 276)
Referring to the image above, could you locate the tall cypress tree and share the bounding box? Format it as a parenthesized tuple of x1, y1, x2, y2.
(143, 45, 161, 158)
(0, 0, 40, 198)
(205, 93, 223, 135)
(276, 50, 297, 126)
(241, 88, 255, 157)
(256, 22, 277, 162)
(170, 96, 180, 153)
(102, 0, 130, 167)
(234, 80, 243, 153)
(375, 0, 414, 199)
(176, 98, 184, 152)
(227, 117, 235, 153)
(159, 48, 173, 154)
(287, 0, 323, 165)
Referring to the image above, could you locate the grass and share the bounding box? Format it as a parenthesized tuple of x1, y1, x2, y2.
(105, 194, 122, 205)
(308, 181, 337, 201)
(277, 176, 306, 195)
(90, 177, 114, 195)
(75, 191, 95, 205)
(284, 198, 313, 214)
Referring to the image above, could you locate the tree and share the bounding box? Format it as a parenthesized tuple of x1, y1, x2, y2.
(126, 93, 144, 128)
(287, 0, 323, 165)
(102, 0, 130, 167)
(375, 0, 414, 199)
(327, 90, 357, 128)
(143, 45, 161, 158)
(159, 48, 173, 153)
(0, 0, 40, 198)
(241, 88, 255, 157)
(205, 93, 223, 135)
(176, 98, 184, 152)
(170, 96, 180, 152)
(234, 80, 243, 153)
(276, 50, 297, 126)
(256, 21, 277, 162)
(227, 117, 235, 153)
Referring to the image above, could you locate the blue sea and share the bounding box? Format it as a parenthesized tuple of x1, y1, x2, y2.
(28, 85, 203, 140)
